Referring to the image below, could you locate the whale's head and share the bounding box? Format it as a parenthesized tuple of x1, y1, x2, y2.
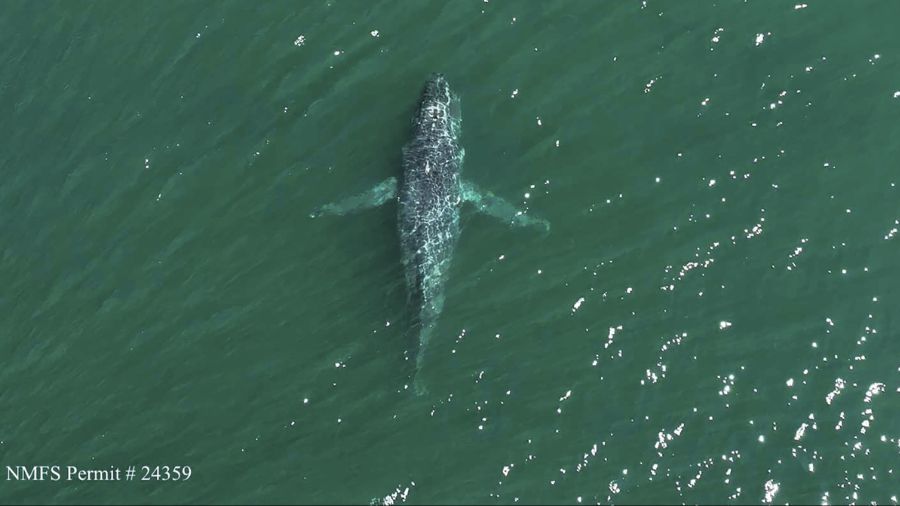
(414, 73, 460, 137)
(423, 73, 451, 104)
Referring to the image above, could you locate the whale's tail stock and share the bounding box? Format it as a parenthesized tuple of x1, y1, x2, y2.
(398, 305, 437, 397)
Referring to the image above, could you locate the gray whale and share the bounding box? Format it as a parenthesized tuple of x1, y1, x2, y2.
(313, 74, 548, 393)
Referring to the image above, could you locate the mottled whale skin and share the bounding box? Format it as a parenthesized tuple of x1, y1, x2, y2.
(313, 74, 547, 393)
(397, 74, 462, 362)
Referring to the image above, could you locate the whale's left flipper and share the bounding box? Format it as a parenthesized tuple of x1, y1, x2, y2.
(310, 177, 398, 217)
(461, 180, 550, 233)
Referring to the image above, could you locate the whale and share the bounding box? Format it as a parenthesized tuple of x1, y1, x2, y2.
(312, 74, 548, 393)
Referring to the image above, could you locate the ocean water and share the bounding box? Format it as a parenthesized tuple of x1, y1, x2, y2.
(1, 1, 898, 504)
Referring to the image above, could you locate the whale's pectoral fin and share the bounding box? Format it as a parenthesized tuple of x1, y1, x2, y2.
(310, 177, 398, 218)
(461, 180, 550, 233)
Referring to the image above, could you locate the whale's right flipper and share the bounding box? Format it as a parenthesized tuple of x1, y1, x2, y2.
(310, 177, 398, 217)
(461, 180, 550, 233)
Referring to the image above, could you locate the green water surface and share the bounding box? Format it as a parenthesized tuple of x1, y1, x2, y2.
(1, 1, 898, 504)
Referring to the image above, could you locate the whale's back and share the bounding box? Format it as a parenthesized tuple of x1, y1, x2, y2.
(398, 75, 463, 326)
